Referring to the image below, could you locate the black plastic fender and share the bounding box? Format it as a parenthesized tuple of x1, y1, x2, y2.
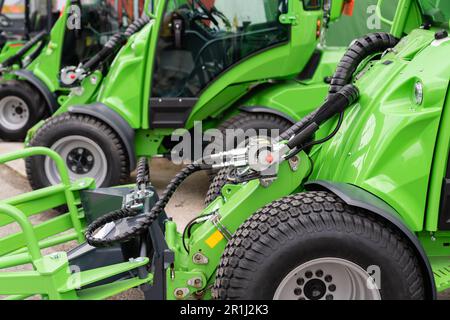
(305, 180, 437, 300)
(13, 69, 59, 113)
(239, 105, 296, 124)
(68, 103, 137, 170)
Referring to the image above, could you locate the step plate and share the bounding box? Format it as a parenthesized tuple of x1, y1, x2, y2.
(431, 256, 450, 292)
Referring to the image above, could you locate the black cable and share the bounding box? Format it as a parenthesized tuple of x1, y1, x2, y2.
(182, 213, 214, 253)
(86, 162, 212, 247)
(304, 112, 344, 148)
(136, 157, 150, 188)
(285, 112, 344, 161)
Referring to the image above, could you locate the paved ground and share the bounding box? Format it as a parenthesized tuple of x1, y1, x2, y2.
(0, 143, 448, 300)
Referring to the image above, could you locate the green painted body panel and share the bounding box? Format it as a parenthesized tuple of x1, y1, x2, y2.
(25, 6, 71, 93)
(310, 29, 449, 232)
(0, 42, 26, 63)
(97, 22, 155, 128)
(237, 47, 347, 121)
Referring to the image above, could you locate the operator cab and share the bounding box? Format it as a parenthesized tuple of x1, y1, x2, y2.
(151, 0, 290, 98)
(61, 0, 144, 68)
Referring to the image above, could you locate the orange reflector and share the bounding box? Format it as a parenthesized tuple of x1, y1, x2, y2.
(205, 230, 224, 249)
(343, 0, 355, 16)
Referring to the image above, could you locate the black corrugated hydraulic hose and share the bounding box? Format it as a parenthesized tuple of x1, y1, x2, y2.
(86, 161, 211, 247)
(329, 32, 398, 95)
(277, 32, 399, 142)
(82, 15, 151, 72)
(136, 157, 150, 187)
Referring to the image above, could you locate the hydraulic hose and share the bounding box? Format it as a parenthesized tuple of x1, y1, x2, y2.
(286, 85, 359, 149)
(82, 15, 151, 72)
(278, 32, 398, 142)
(85, 33, 399, 248)
(85, 87, 358, 248)
(25, 38, 48, 63)
(329, 32, 398, 95)
(1, 30, 48, 68)
(136, 157, 150, 187)
(86, 161, 211, 247)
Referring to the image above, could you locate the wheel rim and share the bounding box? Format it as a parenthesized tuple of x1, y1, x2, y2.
(0, 96, 30, 131)
(44, 135, 108, 186)
(273, 258, 382, 300)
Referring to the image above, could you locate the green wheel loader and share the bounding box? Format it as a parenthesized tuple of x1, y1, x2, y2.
(0, 0, 145, 141)
(0, 0, 448, 300)
(25, 0, 396, 189)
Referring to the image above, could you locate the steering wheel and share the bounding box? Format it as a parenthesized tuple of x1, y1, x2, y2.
(191, 0, 220, 29)
(0, 13, 13, 28)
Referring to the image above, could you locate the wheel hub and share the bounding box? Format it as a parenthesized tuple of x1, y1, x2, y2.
(45, 135, 108, 186)
(66, 147, 95, 174)
(0, 96, 30, 131)
(273, 258, 381, 300)
(303, 279, 327, 300)
(295, 270, 336, 300)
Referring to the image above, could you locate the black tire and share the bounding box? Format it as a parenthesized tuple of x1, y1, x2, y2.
(214, 191, 427, 300)
(26, 113, 130, 190)
(206, 112, 291, 181)
(205, 167, 231, 206)
(0, 80, 48, 141)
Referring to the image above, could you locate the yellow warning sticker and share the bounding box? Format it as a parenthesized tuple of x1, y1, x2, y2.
(205, 230, 224, 248)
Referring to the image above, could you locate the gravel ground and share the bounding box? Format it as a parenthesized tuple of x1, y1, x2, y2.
(0, 160, 448, 300)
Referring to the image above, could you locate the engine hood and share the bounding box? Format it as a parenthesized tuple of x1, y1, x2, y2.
(310, 29, 450, 231)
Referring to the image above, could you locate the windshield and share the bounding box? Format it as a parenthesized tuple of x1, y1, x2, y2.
(325, 0, 396, 47)
(419, 0, 449, 28)
(0, 0, 65, 37)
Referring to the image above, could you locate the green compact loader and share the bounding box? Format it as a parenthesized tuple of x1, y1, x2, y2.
(25, 0, 397, 190)
(0, 0, 145, 141)
(0, 0, 448, 300)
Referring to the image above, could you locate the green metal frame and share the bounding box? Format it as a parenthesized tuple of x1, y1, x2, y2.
(0, 147, 153, 300)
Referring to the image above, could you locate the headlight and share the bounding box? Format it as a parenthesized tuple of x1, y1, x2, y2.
(414, 81, 424, 105)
